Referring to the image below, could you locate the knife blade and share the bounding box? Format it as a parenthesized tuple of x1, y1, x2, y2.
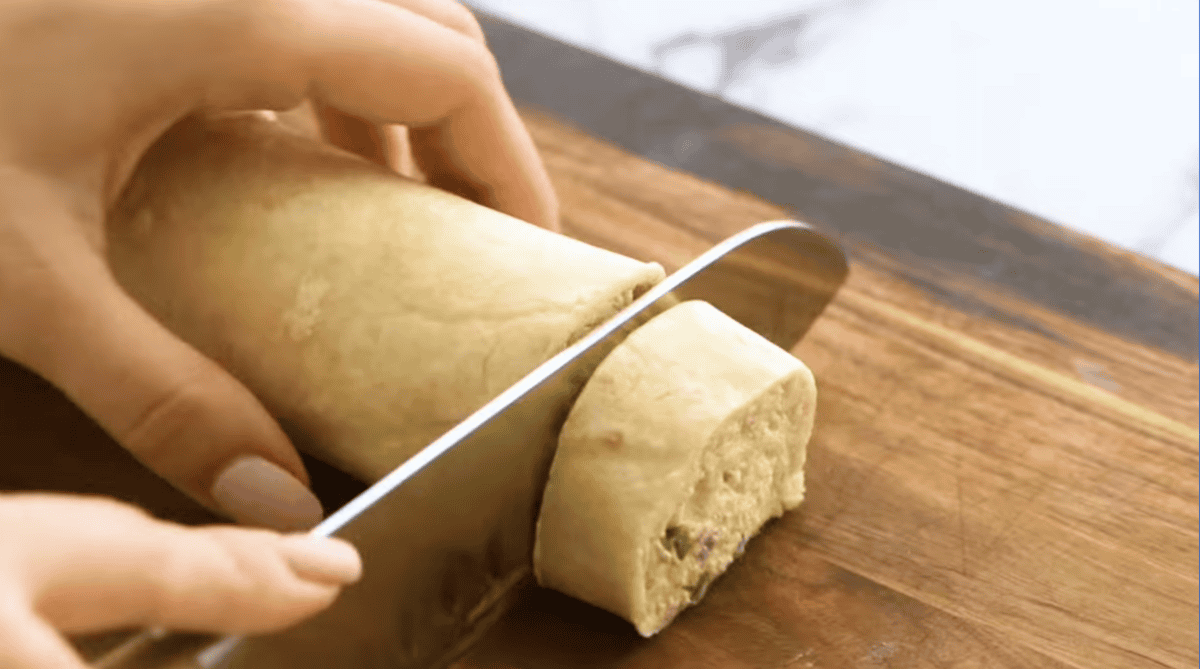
(100, 220, 847, 669)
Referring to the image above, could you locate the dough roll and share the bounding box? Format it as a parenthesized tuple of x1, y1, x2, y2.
(533, 300, 816, 637)
(106, 113, 665, 484)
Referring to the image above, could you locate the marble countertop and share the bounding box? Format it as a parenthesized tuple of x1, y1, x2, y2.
(469, 0, 1199, 276)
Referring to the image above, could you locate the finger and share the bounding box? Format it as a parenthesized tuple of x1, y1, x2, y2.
(377, 0, 488, 44)
(0, 608, 90, 669)
(314, 104, 391, 169)
(384, 123, 422, 179)
(273, 102, 421, 177)
(0, 175, 322, 531)
(199, 0, 559, 228)
(317, 0, 481, 177)
(6, 495, 360, 635)
(274, 101, 325, 141)
(314, 108, 423, 179)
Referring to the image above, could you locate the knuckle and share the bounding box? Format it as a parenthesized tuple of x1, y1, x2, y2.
(423, 37, 502, 119)
(203, 0, 314, 108)
(116, 368, 223, 476)
(205, 530, 299, 630)
(456, 39, 503, 92)
(448, 2, 488, 43)
(149, 530, 255, 625)
(139, 531, 193, 622)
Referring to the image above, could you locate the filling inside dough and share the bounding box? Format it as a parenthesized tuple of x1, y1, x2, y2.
(643, 377, 804, 631)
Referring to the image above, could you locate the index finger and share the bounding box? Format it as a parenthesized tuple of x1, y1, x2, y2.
(205, 0, 558, 228)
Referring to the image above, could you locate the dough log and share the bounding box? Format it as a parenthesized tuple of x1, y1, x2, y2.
(533, 300, 817, 637)
(106, 113, 665, 483)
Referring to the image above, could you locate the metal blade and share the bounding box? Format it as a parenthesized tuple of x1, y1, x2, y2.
(174, 220, 847, 669)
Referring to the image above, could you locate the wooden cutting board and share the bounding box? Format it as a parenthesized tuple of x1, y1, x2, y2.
(0, 110, 1195, 669)
(444, 112, 1200, 669)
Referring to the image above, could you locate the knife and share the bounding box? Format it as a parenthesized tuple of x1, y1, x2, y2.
(96, 220, 848, 669)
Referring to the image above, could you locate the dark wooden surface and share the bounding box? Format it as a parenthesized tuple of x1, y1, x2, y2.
(447, 113, 1199, 669)
(2, 17, 1197, 669)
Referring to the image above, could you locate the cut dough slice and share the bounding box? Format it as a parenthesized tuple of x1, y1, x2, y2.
(533, 300, 816, 637)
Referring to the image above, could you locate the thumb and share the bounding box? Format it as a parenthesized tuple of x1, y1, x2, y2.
(0, 173, 322, 530)
(0, 494, 361, 669)
(0, 608, 91, 669)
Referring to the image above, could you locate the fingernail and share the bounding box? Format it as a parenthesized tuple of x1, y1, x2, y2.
(211, 456, 324, 531)
(279, 535, 362, 585)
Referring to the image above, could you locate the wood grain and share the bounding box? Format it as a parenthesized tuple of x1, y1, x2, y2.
(450, 113, 1199, 669)
(1, 109, 1195, 669)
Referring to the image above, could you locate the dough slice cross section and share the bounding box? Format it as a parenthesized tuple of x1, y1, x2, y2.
(533, 300, 817, 636)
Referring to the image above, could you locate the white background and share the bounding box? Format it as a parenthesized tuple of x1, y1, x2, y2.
(471, 0, 1199, 275)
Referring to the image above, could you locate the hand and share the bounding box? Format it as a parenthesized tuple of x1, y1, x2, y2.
(0, 0, 559, 530)
(0, 493, 362, 669)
